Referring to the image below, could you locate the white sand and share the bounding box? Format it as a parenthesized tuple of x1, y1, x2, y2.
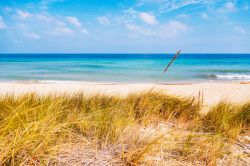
(0, 82, 250, 106)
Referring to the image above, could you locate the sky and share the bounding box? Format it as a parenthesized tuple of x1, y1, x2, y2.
(0, 0, 249, 53)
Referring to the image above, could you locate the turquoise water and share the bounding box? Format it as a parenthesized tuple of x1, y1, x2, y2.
(0, 54, 250, 83)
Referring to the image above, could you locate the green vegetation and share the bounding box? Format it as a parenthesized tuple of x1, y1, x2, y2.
(0, 92, 249, 165)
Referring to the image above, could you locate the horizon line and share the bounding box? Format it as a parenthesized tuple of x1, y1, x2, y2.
(1, 53, 250, 55)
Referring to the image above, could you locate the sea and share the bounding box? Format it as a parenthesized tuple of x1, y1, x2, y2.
(0, 54, 250, 83)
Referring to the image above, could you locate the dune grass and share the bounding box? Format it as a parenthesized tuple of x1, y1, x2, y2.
(0, 91, 249, 165)
(202, 101, 250, 138)
(124, 132, 228, 165)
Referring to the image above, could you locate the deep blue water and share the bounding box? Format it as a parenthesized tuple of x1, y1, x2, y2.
(0, 54, 250, 83)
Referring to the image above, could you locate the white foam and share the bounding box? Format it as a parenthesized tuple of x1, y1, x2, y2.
(214, 74, 250, 80)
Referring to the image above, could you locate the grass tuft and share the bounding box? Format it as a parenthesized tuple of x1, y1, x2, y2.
(201, 101, 250, 138)
(0, 92, 249, 165)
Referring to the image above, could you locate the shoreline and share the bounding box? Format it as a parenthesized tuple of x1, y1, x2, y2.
(1, 79, 250, 84)
(0, 81, 250, 106)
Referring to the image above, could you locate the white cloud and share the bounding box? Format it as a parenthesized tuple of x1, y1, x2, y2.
(15, 11, 77, 37)
(201, 13, 209, 19)
(36, 14, 52, 22)
(224, 2, 236, 11)
(177, 14, 190, 19)
(137, 0, 212, 13)
(81, 28, 89, 34)
(50, 26, 73, 36)
(97, 16, 110, 25)
(126, 20, 188, 38)
(123, 8, 138, 18)
(217, 2, 237, 14)
(26, 32, 40, 39)
(66, 16, 89, 34)
(17, 10, 32, 19)
(126, 24, 154, 36)
(126, 24, 144, 33)
(139, 12, 158, 25)
(222, 2, 237, 12)
(167, 20, 188, 32)
(159, 20, 188, 38)
(66, 16, 82, 27)
(0, 16, 7, 30)
(234, 26, 246, 35)
(39, 0, 64, 10)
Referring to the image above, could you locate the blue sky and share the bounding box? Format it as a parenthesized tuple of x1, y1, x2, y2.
(0, 0, 249, 53)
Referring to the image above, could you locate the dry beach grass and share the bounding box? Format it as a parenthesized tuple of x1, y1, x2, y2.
(0, 91, 249, 165)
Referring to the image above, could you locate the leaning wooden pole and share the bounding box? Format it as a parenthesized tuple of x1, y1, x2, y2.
(163, 50, 181, 75)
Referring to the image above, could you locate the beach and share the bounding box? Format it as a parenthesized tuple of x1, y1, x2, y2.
(2, 0, 250, 163)
(1, 81, 250, 106)
(1, 54, 250, 165)
(1, 81, 250, 165)
(1, 54, 250, 105)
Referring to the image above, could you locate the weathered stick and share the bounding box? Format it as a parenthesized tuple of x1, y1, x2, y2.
(163, 50, 181, 74)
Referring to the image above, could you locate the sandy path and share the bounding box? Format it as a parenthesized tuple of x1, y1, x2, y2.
(0, 82, 250, 106)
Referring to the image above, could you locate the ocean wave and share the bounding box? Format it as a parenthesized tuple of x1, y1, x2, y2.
(202, 69, 250, 73)
(207, 74, 250, 80)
